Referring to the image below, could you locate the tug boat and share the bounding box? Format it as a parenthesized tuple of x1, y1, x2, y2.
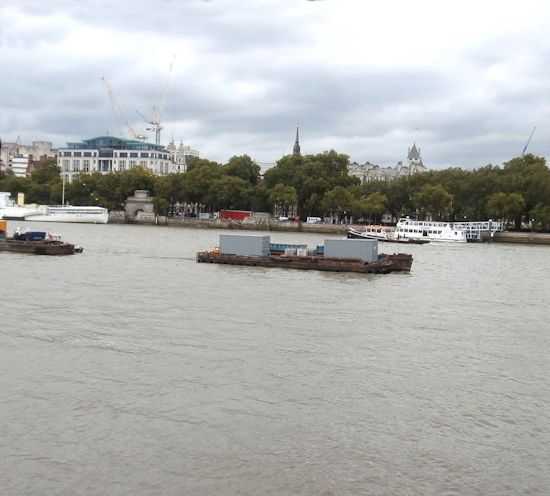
(0, 220, 77, 255)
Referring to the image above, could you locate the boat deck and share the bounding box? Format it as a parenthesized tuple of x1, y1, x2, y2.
(196, 251, 412, 274)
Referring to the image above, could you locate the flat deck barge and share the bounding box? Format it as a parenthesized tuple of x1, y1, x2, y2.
(0, 238, 76, 255)
(196, 251, 412, 274)
(0, 220, 76, 255)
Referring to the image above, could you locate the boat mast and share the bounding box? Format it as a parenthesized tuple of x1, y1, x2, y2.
(62, 173, 65, 206)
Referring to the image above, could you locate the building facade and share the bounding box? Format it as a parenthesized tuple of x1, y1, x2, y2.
(57, 136, 199, 182)
(0, 140, 56, 177)
(350, 143, 428, 183)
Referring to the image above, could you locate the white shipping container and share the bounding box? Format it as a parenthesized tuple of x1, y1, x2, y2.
(324, 239, 378, 262)
(219, 234, 270, 257)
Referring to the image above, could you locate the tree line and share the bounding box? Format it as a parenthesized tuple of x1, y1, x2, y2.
(1, 152, 549, 230)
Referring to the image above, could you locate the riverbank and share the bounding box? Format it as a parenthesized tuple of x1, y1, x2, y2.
(490, 231, 550, 245)
(109, 214, 550, 245)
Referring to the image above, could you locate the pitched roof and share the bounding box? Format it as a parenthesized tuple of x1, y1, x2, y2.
(408, 142, 421, 160)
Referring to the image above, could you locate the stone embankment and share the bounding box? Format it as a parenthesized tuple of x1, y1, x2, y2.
(165, 217, 350, 234)
(108, 212, 550, 245)
(489, 231, 550, 245)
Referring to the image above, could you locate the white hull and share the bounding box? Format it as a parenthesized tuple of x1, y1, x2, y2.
(25, 213, 109, 224)
(1, 207, 42, 220)
(395, 218, 467, 243)
(25, 206, 109, 224)
(348, 226, 392, 241)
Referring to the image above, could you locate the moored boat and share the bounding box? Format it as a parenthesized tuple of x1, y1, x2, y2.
(0, 192, 42, 220)
(347, 225, 430, 244)
(25, 205, 109, 224)
(0, 221, 77, 255)
(395, 217, 467, 243)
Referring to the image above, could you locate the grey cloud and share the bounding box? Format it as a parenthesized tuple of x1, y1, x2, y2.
(2, 0, 550, 170)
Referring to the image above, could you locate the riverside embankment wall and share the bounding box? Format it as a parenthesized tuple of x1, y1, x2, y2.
(491, 231, 550, 245)
(109, 212, 550, 245)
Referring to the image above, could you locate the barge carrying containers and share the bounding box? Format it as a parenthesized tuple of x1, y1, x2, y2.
(219, 234, 270, 257)
(324, 238, 378, 262)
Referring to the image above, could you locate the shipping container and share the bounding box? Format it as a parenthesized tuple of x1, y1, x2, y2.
(324, 239, 378, 262)
(270, 243, 307, 254)
(219, 210, 252, 221)
(219, 234, 270, 257)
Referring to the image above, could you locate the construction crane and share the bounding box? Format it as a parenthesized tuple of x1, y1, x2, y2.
(522, 126, 536, 156)
(101, 76, 147, 141)
(138, 55, 176, 146)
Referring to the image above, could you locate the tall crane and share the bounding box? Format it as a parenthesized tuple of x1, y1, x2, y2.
(138, 55, 176, 145)
(101, 76, 147, 141)
(522, 126, 536, 156)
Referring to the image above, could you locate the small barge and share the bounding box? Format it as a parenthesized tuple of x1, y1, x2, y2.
(0, 220, 77, 255)
(197, 235, 412, 274)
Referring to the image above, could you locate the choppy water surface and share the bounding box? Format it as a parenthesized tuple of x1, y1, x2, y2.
(1, 222, 549, 496)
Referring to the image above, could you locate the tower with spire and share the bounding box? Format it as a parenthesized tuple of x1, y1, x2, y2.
(292, 126, 301, 156)
(406, 142, 426, 173)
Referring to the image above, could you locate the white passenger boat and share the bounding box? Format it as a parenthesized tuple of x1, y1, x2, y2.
(25, 205, 109, 224)
(395, 217, 467, 242)
(0, 192, 42, 220)
(348, 225, 430, 244)
(348, 225, 393, 241)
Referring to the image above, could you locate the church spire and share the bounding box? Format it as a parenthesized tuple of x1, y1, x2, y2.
(292, 126, 301, 156)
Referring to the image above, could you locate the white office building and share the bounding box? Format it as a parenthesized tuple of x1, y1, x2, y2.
(57, 136, 199, 182)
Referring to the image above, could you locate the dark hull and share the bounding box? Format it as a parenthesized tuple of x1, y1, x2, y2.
(197, 252, 412, 274)
(0, 239, 75, 255)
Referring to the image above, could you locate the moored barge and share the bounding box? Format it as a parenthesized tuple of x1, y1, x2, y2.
(0, 220, 77, 255)
(197, 235, 412, 274)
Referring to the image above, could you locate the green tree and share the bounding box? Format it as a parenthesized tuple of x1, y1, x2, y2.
(268, 183, 298, 217)
(486, 192, 526, 228)
(182, 164, 224, 208)
(530, 202, 550, 231)
(186, 157, 221, 172)
(207, 176, 253, 210)
(30, 163, 61, 184)
(321, 186, 355, 221)
(224, 155, 260, 186)
(412, 184, 453, 220)
(66, 173, 103, 206)
(354, 192, 388, 223)
(153, 196, 170, 216)
(154, 173, 186, 215)
(501, 154, 549, 228)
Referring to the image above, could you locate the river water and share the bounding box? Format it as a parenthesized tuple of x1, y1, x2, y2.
(0, 222, 548, 496)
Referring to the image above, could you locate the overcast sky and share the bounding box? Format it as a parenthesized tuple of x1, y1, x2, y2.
(2, 0, 550, 169)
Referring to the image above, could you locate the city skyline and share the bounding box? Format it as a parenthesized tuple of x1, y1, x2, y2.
(1, 0, 550, 169)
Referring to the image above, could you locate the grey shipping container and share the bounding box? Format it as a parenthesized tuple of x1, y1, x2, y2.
(219, 234, 270, 257)
(324, 238, 378, 262)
